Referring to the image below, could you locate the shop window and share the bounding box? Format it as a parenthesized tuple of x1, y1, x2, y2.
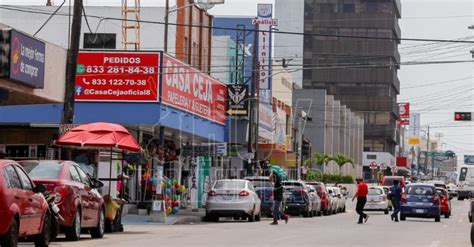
(83, 33, 116, 49)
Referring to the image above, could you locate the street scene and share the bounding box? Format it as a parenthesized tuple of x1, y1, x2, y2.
(0, 0, 473, 247)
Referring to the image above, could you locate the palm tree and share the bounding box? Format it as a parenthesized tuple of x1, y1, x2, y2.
(329, 153, 354, 175)
(304, 152, 329, 173)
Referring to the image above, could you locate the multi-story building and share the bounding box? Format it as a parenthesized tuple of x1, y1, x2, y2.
(277, 0, 401, 155)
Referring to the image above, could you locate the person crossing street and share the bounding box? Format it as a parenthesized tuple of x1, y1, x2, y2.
(390, 180, 403, 222)
(352, 177, 369, 224)
(269, 170, 289, 225)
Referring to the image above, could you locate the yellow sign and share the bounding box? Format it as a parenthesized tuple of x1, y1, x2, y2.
(408, 137, 420, 145)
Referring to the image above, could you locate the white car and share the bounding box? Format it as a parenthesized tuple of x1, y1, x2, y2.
(326, 187, 340, 215)
(332, 187, 347, 213)
(307, 185, 322, 216)
(364, 186, 389, 214)
(205, 179, 261, 222)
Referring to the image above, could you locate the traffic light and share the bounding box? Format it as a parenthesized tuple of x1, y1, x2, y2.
(454, 112, 472, 121)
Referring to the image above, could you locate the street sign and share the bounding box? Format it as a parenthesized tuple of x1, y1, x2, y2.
(408, 137, 420, 145)
(369, 161, 378, 170)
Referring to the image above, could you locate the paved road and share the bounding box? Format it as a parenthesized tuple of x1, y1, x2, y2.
(27, 199, 472, 247)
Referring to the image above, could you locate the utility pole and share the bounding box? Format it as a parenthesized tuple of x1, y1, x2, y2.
(426, 126, 431, 178)
(164, 0, 169, 53)
(247, 25, 259, 175)
(62, 0, 83, 124)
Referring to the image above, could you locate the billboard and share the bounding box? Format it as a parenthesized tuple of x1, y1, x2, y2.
(256, 3, 275, 93)
(75, 51, 160, 102)
(162, 54, 227, 125)
(9, 30, 45, 88)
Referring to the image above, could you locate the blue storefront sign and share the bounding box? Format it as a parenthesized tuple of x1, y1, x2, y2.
(9, 30, 45, 88)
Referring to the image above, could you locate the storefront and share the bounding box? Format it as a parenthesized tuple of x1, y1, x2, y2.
(0, 50, 228, 207)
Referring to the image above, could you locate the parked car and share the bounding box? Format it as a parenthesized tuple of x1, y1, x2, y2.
(364, 186, 389, 214)
(205, 179, 261, 222)
(331, 187, 346, 213)
(382, 186, 393, 211)
(282, 180, 319, 217)
(307, 185, 322, 216)
(244, 176, 273, 218)
(19, 160, 105, 241)
(446, 183, 457, 197)
(0, 160, 51, 247)
(400, 183, 441, 222)
(306, 182, 331, 215)
(326, 187, 339, 215)
(382, 176, 406, 188)
(435, 188, 452, 218)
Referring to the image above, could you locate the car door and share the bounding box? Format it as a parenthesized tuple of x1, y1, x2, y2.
(69, 165, 89, 227)
(3, 165, 30, 236)
(75, 165, 98, 228)
(14, 165, 44, 235)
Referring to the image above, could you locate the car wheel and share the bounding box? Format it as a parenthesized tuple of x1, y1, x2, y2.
(255, 212, 261, 222)
(0, 217, 19, 247)
(435, 215, 441, 222)
(50, 216, 59, 242)
(65, 209, 81, 241)
(248, 211, 255, 222)
(471, 224, 474, 246)
(444, 213, 450, 219)
(458, 197, 464, 201)
(389, 206, 393, 211)
(91, 208, 105, 239)
(233, 216, 240, 221)
(343, 206, 346, 213)
(34, 210, 51, 247)
(400, 214, 406, 221)
(384, 209, 389, 215)
(302, 209, 310, 218)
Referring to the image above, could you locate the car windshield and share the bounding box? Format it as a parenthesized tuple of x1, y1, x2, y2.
(214, 180, 245, 190)
(369, 188, 383, 195)
(407, 186, 435, 195)
(249, 180, 272, 188)
(20, 161, 62, 179)
(436, 189, 446, 196)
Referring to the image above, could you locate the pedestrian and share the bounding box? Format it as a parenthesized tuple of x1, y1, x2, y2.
(390, 179, 403, 222)
(269, 170, 289, 225)
(301, 165, 308, 180)
(352, 177, 369, 224)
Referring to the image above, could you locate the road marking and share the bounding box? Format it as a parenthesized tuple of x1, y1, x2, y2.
(430, 241, 440, 247)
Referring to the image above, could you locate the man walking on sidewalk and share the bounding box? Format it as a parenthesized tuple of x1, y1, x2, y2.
(390, 180, 403, 222)
(352, 177, 369, 224)
(269, 170, 289, 225)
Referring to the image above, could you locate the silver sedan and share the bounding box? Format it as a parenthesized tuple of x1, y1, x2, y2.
(205, 179, 262, 222)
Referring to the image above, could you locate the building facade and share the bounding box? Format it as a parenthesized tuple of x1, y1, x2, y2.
(279, 0, 401, 155)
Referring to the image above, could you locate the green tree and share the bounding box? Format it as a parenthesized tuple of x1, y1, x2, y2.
(329, 153, 354, 175)
(304, 152, 329, 172)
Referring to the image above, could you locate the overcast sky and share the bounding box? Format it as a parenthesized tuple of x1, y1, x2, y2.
(1, 0, 473, 161)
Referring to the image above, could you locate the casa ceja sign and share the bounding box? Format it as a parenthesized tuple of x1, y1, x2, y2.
(9, 30, 45, 88)
(162, 54, 227, 125)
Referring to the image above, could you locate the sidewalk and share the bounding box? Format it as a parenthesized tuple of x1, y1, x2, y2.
(122, 209, 206, 225)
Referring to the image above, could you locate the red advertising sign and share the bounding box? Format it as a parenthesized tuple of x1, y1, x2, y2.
(162, 54, 227, 125)
(398, 102, 410, 119)
(75, 51, 160, 102)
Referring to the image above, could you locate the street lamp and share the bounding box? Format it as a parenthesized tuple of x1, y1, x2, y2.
(164, 0, 225, 52)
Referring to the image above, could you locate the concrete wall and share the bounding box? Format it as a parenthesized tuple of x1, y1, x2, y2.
(274, 0, 304, 88)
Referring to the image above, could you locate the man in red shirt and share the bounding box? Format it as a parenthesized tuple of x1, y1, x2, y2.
(352, 177, 369, 224)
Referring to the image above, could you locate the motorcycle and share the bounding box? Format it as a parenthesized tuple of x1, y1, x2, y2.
(42, 191, 64, 241)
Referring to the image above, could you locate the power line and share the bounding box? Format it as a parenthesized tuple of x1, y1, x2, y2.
(1, 5, 474, 44)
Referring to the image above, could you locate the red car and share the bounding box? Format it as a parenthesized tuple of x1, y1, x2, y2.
(0, 160, 51, 247)
(306, 182, 331, 215)
(19, 160, 105, 241)
(436, 188, 452, 218)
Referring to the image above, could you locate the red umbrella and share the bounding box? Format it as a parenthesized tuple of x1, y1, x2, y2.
(55, 122, 140, 152)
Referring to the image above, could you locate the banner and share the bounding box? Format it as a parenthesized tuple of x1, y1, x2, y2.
(258, 101, 274, 141)
(75, 51, 160, 102)
(256, 3, 275, 91)
(9, 30, 45, 88)
(162, 54, 227, 125)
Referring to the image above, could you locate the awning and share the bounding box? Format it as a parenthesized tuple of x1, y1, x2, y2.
(0, 103, 226, 142)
